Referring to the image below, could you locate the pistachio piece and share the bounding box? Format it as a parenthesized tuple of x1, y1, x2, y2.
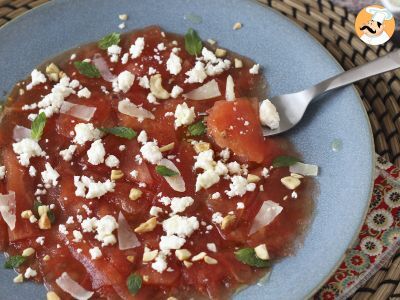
(111, 169, 124, 180)
(233, 22, 242, 30)
(129, 188, 142, 201)
(215, 48, 227, 57)
(150, 74, 170, 99)
(193, 142, 210, 154)
(13, 274, 23, 283)
(204, 256, 218, 265)
(21, 210, 33, 219)
(43, 255, 50, 261)
(126, 255, 135, 263)
(46, 63, 61, 82)
(254, 244, 269, 260)
(134, 217, 157, 233)
(37, 205, 49, 217)
(234, 58, 243, 68)
(221, 214, 236, 230)
(175, 249, 192, 261)
(281, 176, 301, 190)
(38, 213, 51, 230)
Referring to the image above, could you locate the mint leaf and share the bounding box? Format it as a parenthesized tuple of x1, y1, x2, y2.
(272, 155, 300, 168)
(156, 165, 179, 177)
(98, 32, 121, 50)
(127, 273, 142, 295)
(100, 127, 137, 139)
(33, 200, 42, 216)
(47, 210, 56, 224)
(73, 61, 101, 78)
(185, 28, 202, 56)
(31, 112, 47, 141)
(187, 120, 206, 136)
(4, 255, 27, 269)
(234, 248, 270, 268)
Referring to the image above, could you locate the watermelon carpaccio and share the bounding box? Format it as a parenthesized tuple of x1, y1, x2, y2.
(0, 26, 314, 299)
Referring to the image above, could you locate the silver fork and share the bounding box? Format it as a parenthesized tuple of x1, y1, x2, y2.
(263, 49, 400, 137)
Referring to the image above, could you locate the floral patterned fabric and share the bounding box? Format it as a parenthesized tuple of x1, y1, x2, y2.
(316, 154, 400, 299)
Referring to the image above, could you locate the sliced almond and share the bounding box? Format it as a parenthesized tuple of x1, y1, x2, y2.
(207, 39, 216, 45)
(21, 210, 33, 219)
(175, 249, 191, 261)
(129, 188, 142, 201)
(233, 22, 242, 30)
(234, 58, 243, 68)
(280, 176, 301, 190)
(150, 74, 170, 99)
(247, 174, 261, 183)
(111, 170, 124, 180)
(126, 255, 135, 263)
(119, 14, 128, 21)
(167, 297, 178, 300)
(159, 142, 175, 152)
(134, 217, 157, 233)
(22, 247, 35, 257)
(204, 255, 218, 265)
(37, 205, 49, 217)
(143, 249, 159, 262)
(38, 213, 51, 230)
(46, 291, 61, 300)
(254, 244, 269, 260)
(13, 274, 23, 283)
(215, 48, 227, 58)
(191, 252, 207, 262)
(290, 173, 304, 179)
(183, 260, 193, 268)
(43, 255, 50, 261)
(193, 142, 210, 154)
(221, 214, 236, 230)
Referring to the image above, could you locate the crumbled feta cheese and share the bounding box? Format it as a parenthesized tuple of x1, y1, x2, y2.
(0, 166, 5, 180)
(59, 145, 77, 161)
(119, 145, 126, 151)
(237, 202, 245, 209)
(212, 212, 223, 224)
(72, 230, 83, 242)
(118, 22, 125, 29)
(130, 170, 138, 178)
(170, 197, 194, 214)
(26, 69, 46, 90)
(148, 67, 157, 75)
(138, 76, 150, 89)
(262, 167, 269, 178)
(121, 53, 129, 64)
(77, 87, 91, 98)
(129, 37, 145, 59)
(149, 206, 163, 217)
(211, 192, 221, 200)
(214, 161, 228, 176)
(81, 217, 98, 233)
(114, 70, 135, 93)
(291, 191, 298, 199)
(66, 216, 74, 224)
(28, 166, 36, 177)
(87, 139, 106, 165)
(195, 170, 220, 191)
(151, 253, 168, 273)
(59, 224, 69, 235)
(259, 99, 280, 130)
(219, 148, 230, 161)
(185, 61, 207, 83)
(89, 247, 102, 260)
(69, 79, 80, 89)
(157, 43, 166, 51)
(160, 196, 172, 206)
(159, 235, 186, 251)
(227, 162, 241, 175)
(202, 47, 218, 63)
(205, 59, 231, 76)
(137, 130, 148, 144)
(226, 175, 255, 198)
(36, 236, 45, 245)
(170, 85, 183, 98)
(73, 123, 102, 145)
(174, 103, 195, 128)
(140, 142, 162, 164)
(12, 138, 45, 166)
(24, 267, 37, 279)
(147, 93, 158, 104)
(105, 155, 120, 168)
(95, 215, 118, 247)
(41, 162, 60, 186)
(166, 52, 182, 75)
(207, 243, 217, 252)
(162, 215, 199, 238)
(249, 64, 260, 74)
(74, 176, 115, 199)
(107, 45, 122, 63)
(194, 149, 215, 171)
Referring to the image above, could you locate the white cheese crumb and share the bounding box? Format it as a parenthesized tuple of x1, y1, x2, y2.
(207, 243, 217, 252)
(174, 102, 195, 128)
(170, 85, 183, 98)
(26, 69, 46, 90)
(66, 216, 74, 224)
(24, 267, 37, 279)
(77, 87, 91, 99)
(237, 202, 245, 209)
(211, 192, 221, 200)
(73, 123, 102, 145)
(212, 212, 223, 224)
(119, 145, 126, 151)
(41, 162, 60, 187)
(138, 76, 150, 89)
(159, 235, 186, 251)
(151, 253, 168, 273)
(107, 45, 122, 63)
(259, 99, 280, 130)
(12, 138, 45, 166)
(185, 61, 207, 84)
(226, 175, 256, 198)
(130, 170, 138, 178)
(149, 206, 163, 217)
(130, 37, 145, 59)
(89, 247, 102, 259)
(74, 176, 115, 199)
(118, 22, 125, 29)
(0, 166, 6, 180)
(147, 93, 158, 104)
(87, 139, 106, 165)
(148, 67, 157, 75)
(59, 224, 69, 235)
(59, 145, 77, 161)
(72, 230, 83, 242)
(114, 70, 135, 93)
(137, 130, 148, 144)
(170, 197, 194, 214)
(291, 191, 298, 199)
(249, 64, 260, 74)
(95, 215, 118, 247)
(162, 215, 199, 238)
(262, 167, 269, 178)
(195, 170, 220, 192)
(140, 142, 162, 164)
(219, 148, 230, 161)
(166, 52, 182, 75)
(105, 155, 120, 168)
(121, 53, 129, 64)
(35, 236, 45, 245)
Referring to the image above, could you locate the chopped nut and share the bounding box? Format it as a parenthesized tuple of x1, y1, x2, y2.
(247, 174, 261, 183)
(234, 58, 243, 68)
(175, 249, 191, 261)
(59, 71, 67, 79)
(193, 142, 210, 154)
(13, 274, 23, 283)
(38, 213, 51, 230)
(233, 22, 242, 30)
(207, 39, 216, 45)
(126, 255, 135, 263)
(45, 63, 61, 82)
(183, 260, 193, 268)
(283, 195, 288, 201)
(215, 48, 227, 57)
(221, 214, 236, 230)
(43, 255, 50, 261)
(37, 205, 49, 217)
(159, 142, 175, 152)
(143, 275, 149, 282)
(129, 188, 143, 201)
(47, 291, 61, 300)
(21, 210, 33, 219)
(143, 249, 158, 262)
(281, 176, 301, 190)
(119, 14, 128, 21)
(204, 256, 218, 265)
(111, 169, 124, 180)
(167, 297, 178, 300)
(290, 173, 304, 179)
(150, 74, 170, 99)
(254, 244, 269, 260)
(134, 217, 157, 233)
(191, 252, 207, 262)
(22, 247, 35, 257)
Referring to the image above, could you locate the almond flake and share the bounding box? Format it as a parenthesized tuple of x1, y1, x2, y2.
(175, 249, 191, 261)
(134, 217, 157, 233)
(204, 256, 218, 264)
(280, 176, 301, 190)
(191, 252, 206, 262)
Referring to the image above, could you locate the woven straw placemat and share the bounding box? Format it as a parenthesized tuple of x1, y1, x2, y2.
(1, 0, 400, 298)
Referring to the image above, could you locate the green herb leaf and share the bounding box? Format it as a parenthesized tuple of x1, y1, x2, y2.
(73, 61, 101, 78)
(4, 255, 27, 269)
(31, 112, 47, 141)
(98, 32, 121, 50)
(184, 28, 203, 56)
(234, 248, 270, 268)
(127, 273, 142, 295)
(47, 210, 56, 224)
(100, 127, 137, 140)
(272, 155, 300, 168)
(33, 200, 43, 216)
(156, 165, 179, 177)
(187, 120, 206, 136)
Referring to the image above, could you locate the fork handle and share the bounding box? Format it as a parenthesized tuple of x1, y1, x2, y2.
(307, 49, 400, 101)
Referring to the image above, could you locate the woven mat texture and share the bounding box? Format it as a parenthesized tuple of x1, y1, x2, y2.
(1, 0, 400, 298)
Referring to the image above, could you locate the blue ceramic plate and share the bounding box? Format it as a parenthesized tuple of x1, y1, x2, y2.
(0, 0, 374, 299)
